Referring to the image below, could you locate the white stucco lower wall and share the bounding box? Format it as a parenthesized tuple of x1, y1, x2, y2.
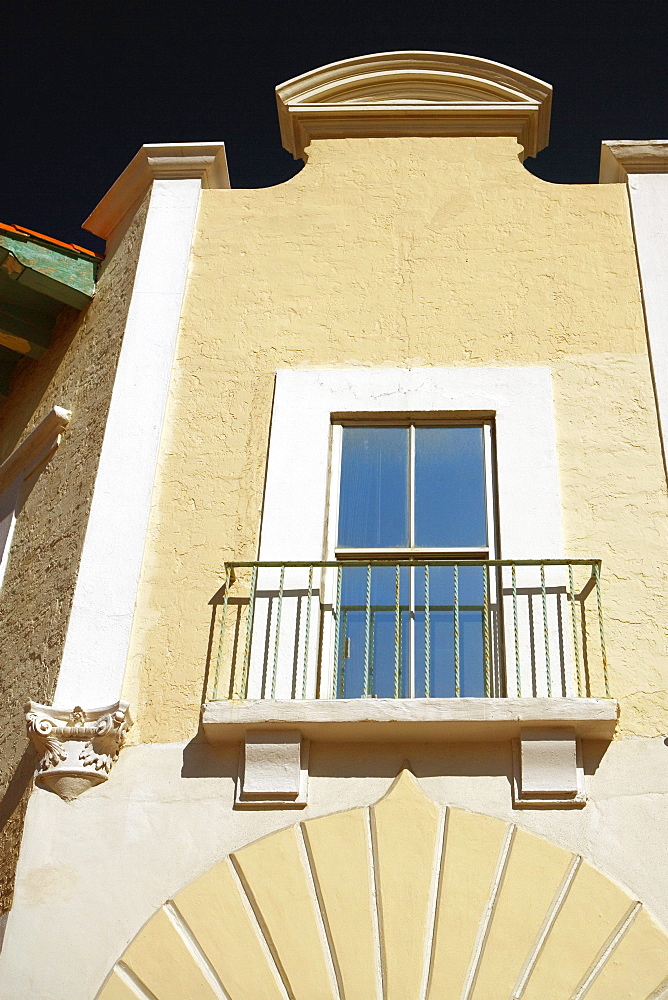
(1, 738, 668, 999)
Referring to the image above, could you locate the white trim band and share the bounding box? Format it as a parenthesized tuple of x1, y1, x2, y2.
(55, 178, 201, 707)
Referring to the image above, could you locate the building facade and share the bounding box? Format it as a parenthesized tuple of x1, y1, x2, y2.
(2, 51, 668, 998)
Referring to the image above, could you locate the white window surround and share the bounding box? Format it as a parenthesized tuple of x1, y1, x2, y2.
(0, 406, 71, 590)
(259, 367, 564, 563)
(246, 367, 573, 702)
(204, 366, 617, 768)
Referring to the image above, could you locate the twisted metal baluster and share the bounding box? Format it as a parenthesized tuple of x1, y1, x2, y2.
(541, 563, 552, 697)
(241, 565, 258, 699)
(568, 563, 582, 697)
(332, 565, 342, 698)
(424, 565, 431, 698)
(363, 563, 372, 697)
(453, 565, 460, 697)
(271, 565, 285, 698)
(212, 565, 231, 701)
(512, 563, 521, 697)
(394, 563, 401, 699)
(302, 564, 313, 700)
(594, 562, 609, 697)
(483, 563, 491, 697)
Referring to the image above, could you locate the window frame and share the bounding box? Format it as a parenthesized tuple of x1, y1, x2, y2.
(327, 415, 499, 563)
(326, 415, 501, 698)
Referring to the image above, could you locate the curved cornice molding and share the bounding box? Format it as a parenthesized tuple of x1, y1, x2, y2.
(276, 51, 552, 160)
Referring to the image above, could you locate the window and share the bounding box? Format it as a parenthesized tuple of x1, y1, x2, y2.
(332, 420, 496, 698)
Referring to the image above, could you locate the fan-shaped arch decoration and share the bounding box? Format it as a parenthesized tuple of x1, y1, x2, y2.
(275, 51, 552, 161)
(98, 770, 668, 1000)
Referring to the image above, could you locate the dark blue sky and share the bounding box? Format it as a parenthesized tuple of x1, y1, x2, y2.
(2, 1, 667, 252)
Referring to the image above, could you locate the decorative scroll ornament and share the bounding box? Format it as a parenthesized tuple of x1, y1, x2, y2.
(25, 700, 132, 800)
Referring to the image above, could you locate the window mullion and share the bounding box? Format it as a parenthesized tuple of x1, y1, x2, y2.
(408, 424, 415, 696)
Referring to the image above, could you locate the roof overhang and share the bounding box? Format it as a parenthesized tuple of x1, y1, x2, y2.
(0, 228, 99, 400)
(276, 51, 552, 161)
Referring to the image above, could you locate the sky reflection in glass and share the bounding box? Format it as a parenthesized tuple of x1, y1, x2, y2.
(414, 426, 487, 547)
(336, 425, 490, 697)
(337, 564, 486, 698)
(338, 427, 408, 547)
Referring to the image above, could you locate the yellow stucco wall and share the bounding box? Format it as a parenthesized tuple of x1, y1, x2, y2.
(123, 136, 668, 741)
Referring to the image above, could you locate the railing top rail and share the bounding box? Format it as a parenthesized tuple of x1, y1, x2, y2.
(223, 558, 601, 569)
(212, 555, 608, 701)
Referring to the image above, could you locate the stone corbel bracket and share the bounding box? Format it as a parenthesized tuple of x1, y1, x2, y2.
(512, 727, 585, 808)
(235, 730, 309, 809)
(25, 700, 132, 801)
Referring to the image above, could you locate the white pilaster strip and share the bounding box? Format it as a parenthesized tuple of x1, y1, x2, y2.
(510, 854, 582, 999)
(228, 854, 295, 1000)
(600, 141, 668, 476)
(646, 976, 668, 1000)
(420, 806, 448, 1000)
(55, 176, 201, 706)
(296, 823, 344, 1000)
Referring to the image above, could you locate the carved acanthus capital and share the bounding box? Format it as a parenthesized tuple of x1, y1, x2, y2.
(24, 700, 132, 800)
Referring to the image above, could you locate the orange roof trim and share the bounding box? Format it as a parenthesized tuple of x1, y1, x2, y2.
(0, 222, 102, 259)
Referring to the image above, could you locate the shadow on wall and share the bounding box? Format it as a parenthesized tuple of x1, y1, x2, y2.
(180, 736, 609, 782)
(0, 743, 38, 916)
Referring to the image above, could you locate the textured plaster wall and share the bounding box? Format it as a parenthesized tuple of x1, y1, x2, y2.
(0, 195, 149, 914)
(2, 739, 668, 1000)
(123, 136, 668, 741)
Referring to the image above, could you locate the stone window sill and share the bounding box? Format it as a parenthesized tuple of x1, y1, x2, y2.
(202, 697, 618, 745)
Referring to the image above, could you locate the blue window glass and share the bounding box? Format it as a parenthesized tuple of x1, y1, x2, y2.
(337, 566, 410, 698)
(337, 427, 409, 548)
(414, 565, 486, 697)
(414, 426, 487, 548)
(334, 422, 491, 698)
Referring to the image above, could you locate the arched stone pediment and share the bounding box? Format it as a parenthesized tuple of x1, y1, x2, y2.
(276, 51, 552, 160)
(98, 771, 668, 1000)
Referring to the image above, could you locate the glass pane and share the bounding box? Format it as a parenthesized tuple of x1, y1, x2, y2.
(338, 427, 409, 548)
(337, 566, 409, 697)
(414, 426, 487, 548)
(414, 565, 486, 697)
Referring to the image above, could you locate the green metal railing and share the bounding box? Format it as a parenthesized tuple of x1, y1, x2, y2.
(209, 559, 609, 702)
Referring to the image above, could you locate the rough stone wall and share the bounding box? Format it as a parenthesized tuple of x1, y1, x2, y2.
(0, 194, 149, 914)
(122, 136, 668, 742)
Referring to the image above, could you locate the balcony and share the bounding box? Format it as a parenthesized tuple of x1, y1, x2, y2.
(203, 559, 618, 744)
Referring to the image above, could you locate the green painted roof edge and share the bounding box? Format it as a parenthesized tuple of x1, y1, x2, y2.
(0, 234, 96, 307)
